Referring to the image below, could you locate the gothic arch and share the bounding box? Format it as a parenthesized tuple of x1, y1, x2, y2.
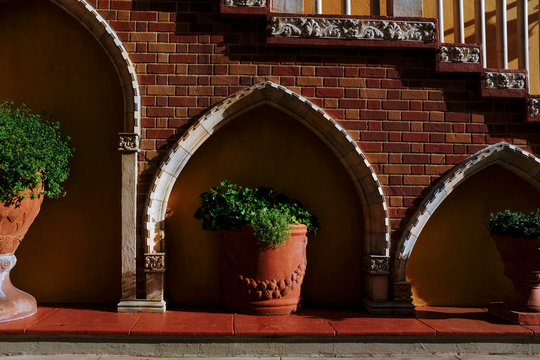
(142, 81, 390, 310)
(41, 0, 141, 307)
(393, 142, 540, 285)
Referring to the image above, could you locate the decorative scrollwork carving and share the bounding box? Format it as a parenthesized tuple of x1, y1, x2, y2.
(530, 98, 540, 117)
(363, 255, 390, 274)
(224, 0, 267, 7)
(270, 17, 436, 43)
(439, 45, 480, 63)
(144, 253, 166, 272)
(225, 250, 307, 300)
(118, 133, 139, 152)
(484, 72, 526, 90)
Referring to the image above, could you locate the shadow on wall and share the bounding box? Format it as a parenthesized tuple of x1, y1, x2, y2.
(407, 164, 540, 307)
(165, 105, 365, 307)
(0, 0, 123, 303)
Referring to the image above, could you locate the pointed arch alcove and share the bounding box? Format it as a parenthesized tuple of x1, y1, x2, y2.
(393, 142, 540, 307)
(142, 81, 390, 312)
(0, 0, 140, 307)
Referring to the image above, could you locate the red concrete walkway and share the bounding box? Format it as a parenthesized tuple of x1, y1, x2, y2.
(0, 305, 538, 337)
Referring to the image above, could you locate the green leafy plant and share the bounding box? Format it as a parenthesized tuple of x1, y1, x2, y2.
(0, 102, 73, 205)
(194, 180, 319, 246)
(251, 208, 291, 247)
(487, 209, 540, 240)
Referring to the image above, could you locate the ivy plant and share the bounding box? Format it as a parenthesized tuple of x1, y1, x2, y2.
(487, 209, 540, 240)
(0, 102, 73, 205)
(194, 180, 319, 247)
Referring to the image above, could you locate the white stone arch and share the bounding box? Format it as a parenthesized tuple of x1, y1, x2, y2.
(393, 142, 540, 287)
(41, 0, 141, 308)
(142, 81, 390, 310)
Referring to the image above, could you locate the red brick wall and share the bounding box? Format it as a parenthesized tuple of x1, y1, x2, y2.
(89, 0, 539, 244)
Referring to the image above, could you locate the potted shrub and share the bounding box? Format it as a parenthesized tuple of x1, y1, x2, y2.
(0, 102, 72, 322)
(487, 209, 540, 314)
(195, 180, 318, 315)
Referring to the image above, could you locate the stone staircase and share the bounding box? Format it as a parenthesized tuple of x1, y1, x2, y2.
(222, 0, 539, 124)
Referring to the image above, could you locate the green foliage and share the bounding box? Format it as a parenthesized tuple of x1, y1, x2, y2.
(194, 180, 319, 246)
(0, 102, 73, 205)
(487, 209, 540, 240)
(250, 208, 291, 247)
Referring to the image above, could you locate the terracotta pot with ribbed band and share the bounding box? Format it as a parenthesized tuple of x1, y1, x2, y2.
(220, 224, 308, 315)
(0, 192, 43, 322)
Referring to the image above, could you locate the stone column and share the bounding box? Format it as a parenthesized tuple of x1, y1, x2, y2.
(116, 133, 142, 312)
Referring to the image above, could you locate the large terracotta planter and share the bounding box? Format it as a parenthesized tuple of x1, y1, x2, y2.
(0, 193, 43, 322)
(492, 234, 540, 312)
(220, 224, 308, 315)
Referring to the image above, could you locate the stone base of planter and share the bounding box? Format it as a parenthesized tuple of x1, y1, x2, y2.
(0, 254, 37, 323)
(488, 301, 540, 325)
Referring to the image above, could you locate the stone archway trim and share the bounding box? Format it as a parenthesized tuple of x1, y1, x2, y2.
(393, 142, 540, 286)
(47, 0, 141, 306)
(142, 81, 390, 311)
(144, 81, 389, 256)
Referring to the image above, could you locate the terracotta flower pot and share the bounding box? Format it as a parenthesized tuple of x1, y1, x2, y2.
(220, 224, 308, 315)
(0, 193, 43, 322)
(492, 234, 540, 313)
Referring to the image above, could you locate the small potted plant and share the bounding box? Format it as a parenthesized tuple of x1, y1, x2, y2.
(195, 180, 318, 315)
(487, 209, 540, 315)
(0, 102, 72, 322)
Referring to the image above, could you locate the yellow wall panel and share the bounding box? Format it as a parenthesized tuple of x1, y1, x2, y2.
(0, 0, 123, 303)
(165, 105, 365, 306)
(407, 165, 540, 307)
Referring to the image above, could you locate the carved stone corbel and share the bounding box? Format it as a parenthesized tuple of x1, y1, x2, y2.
(484, 72, 527, 90)
(118, 133, 139, 153)
(393, 281, 413, 302)
(439, 45, 480, 64)
(144, 252, 166, 273)
(363, 255, 390, 274)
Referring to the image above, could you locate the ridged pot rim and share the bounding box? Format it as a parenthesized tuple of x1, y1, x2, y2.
(220, 223, 308, 233)
(491, 233, 540, 243)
